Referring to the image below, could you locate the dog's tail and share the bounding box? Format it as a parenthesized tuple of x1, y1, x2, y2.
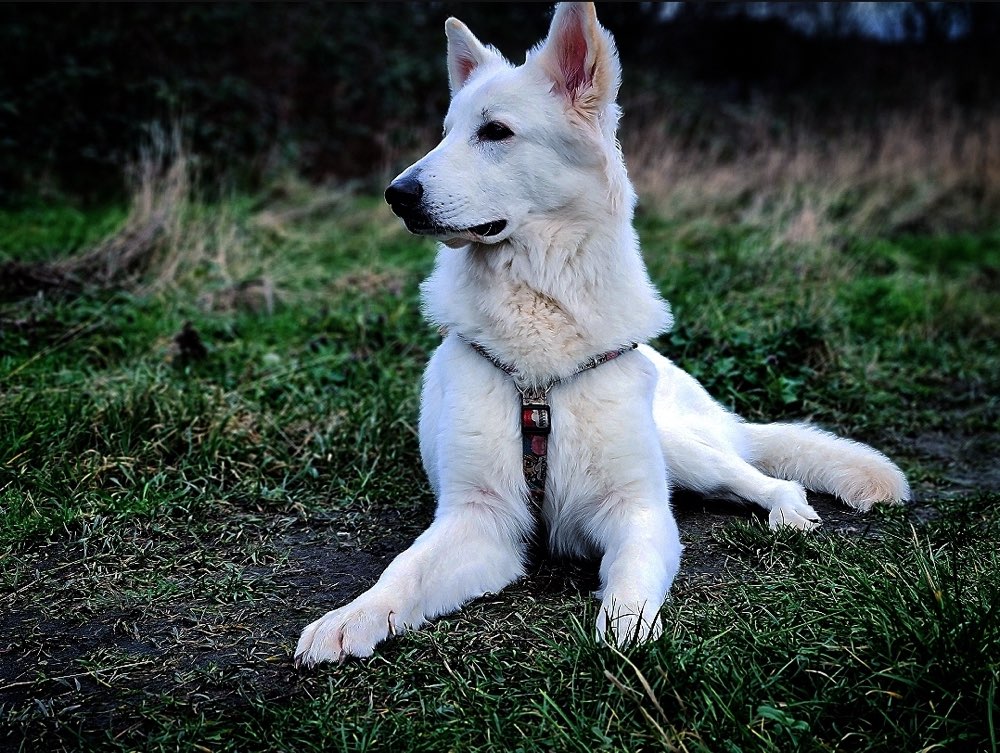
(742, 422, 911, 509)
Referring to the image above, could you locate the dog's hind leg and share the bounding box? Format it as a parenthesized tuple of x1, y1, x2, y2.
(742, 422, 910, 509)
(295, 500, 525, 665)
(664, 431, 822, 530)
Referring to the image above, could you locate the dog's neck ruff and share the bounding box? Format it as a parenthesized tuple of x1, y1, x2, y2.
(460, 335, 637, 516)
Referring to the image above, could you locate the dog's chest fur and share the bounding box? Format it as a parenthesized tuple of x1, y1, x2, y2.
(421, 225, 670, 387)
(420, 326, 665, 557)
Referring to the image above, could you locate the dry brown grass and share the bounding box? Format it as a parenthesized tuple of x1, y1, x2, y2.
(6, 95, 991, 308)
(623, 92, 1000, 239)
(127, 129, 270, 298)
(47, 127, 193, 293)
(1, 128, 192, 300)
(1, 126, 282, 303)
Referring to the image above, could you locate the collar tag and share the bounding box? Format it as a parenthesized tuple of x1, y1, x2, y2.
(521, 401, 551, 436)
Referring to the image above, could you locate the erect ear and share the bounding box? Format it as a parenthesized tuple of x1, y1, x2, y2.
(535, 2, 621, 118)
(445, 17, 501, 96)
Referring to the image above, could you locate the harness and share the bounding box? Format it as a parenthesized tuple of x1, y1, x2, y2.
(461, 336, 637, 546)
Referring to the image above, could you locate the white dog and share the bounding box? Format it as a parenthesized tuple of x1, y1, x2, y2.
(295, 2, 910, 667)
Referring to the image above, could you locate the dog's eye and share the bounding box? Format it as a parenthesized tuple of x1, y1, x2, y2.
(477, 121, 514, 142)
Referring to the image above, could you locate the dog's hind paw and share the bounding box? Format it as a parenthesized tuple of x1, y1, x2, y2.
(295, 601, 402, 668)
(764, 480, 821, 531)
(768, 501, 821, 531)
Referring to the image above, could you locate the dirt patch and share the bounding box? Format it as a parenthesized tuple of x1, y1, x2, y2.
(0, 512, 411, 739)
(910, 430, 1000, 495)
(0, 260, 81, 301)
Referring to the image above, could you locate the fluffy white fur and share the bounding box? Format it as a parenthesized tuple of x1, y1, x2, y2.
(294, 2, 910, 667)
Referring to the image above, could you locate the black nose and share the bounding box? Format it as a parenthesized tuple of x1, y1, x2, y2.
(384, 176, 423, 212)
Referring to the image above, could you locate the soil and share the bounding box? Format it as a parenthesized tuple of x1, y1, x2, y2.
(909, 430, 1000, 495)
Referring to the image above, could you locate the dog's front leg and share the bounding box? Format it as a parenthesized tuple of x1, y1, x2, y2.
(594, 497, 682, 646)
(295, 502, 525, 666)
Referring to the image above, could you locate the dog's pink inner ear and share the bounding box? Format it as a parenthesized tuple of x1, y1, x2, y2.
(454, 54, 478, 88)
(446, 18, 497, 94)
(540, 3, 614, 112)
(554, 17, 592, 95)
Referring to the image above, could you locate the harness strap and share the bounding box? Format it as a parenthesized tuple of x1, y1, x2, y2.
(520, 385, 551, 510)
(462, 337, 637, 517)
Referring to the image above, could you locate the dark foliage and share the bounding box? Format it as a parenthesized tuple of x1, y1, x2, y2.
(1, 2, 998, 203)
(660, 320, 828, 418)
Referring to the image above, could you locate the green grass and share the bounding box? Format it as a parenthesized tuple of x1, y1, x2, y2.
(0, 204, 128, 263)
(1, 189, 998, 751)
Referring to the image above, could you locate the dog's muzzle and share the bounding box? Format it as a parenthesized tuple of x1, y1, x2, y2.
(385, 176, 507, 240)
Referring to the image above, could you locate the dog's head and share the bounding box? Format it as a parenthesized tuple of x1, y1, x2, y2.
(385, 2, 629, 249)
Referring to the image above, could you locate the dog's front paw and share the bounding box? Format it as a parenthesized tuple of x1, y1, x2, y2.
(295, 599, 403, 667)
(596, 597, 663, 647)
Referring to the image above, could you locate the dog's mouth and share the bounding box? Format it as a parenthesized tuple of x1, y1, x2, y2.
(466, 220, 507, 237)
(403, 217, 508, 243)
